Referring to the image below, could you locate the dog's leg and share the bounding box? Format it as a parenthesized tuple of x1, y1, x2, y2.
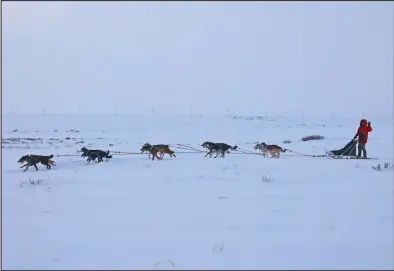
(46, 161, 53, 169)
(23, 165, 30, 172)
(155, 152, 163, 160)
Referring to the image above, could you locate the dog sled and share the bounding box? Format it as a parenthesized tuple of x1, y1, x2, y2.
(324, 139, 377, 160)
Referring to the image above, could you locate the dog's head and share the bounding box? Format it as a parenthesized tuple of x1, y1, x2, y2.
(231, 145, 238, 150)
(18, 155, 30, 163)
(201, 141, 213, 148)
(253, 143, 262, 150)
(140, 143, 152, 152)
(81, 147, 88, 153)
(49, 154, 54, 159)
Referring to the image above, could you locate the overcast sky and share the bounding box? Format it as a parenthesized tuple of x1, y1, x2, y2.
(2, 1, 393, 117)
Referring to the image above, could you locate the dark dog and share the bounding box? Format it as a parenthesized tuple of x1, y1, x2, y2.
(140, 143, 176, 160)
(214, 143, 238, 158)
(18, 154, 55, 171)
(201, 142, 238, 158)
(201, 141, 219, 158)
(80, 147, 112, 163)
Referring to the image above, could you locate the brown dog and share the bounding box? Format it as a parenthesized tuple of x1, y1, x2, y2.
(140, 143, 176, 160)
(259, 143, 287, 158)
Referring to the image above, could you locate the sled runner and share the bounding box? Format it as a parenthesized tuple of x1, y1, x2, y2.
(325, 139, 378, 160)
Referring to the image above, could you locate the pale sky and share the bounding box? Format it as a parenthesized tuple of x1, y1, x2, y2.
(2, 1, 393, 117)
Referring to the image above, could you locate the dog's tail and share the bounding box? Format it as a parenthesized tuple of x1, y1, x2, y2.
(105, 150, 112, 158)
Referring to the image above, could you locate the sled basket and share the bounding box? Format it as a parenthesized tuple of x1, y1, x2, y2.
(326, 139, 357, 158)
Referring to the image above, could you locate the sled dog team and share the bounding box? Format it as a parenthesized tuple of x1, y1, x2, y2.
(17, 142, 285, 172)
(16, 119, 372, 172)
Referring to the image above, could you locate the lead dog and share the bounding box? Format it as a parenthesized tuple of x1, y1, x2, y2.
(18, 154, 56, 171)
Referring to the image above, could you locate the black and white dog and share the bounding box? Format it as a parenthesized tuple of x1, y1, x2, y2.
(201, 141, 238, 158)
(80, 147, 112, 163)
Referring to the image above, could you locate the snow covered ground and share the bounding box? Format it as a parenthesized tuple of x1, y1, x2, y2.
(2, 114, 393, 269)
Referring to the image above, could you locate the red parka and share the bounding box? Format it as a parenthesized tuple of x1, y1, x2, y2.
(354, 119, 372, 144)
